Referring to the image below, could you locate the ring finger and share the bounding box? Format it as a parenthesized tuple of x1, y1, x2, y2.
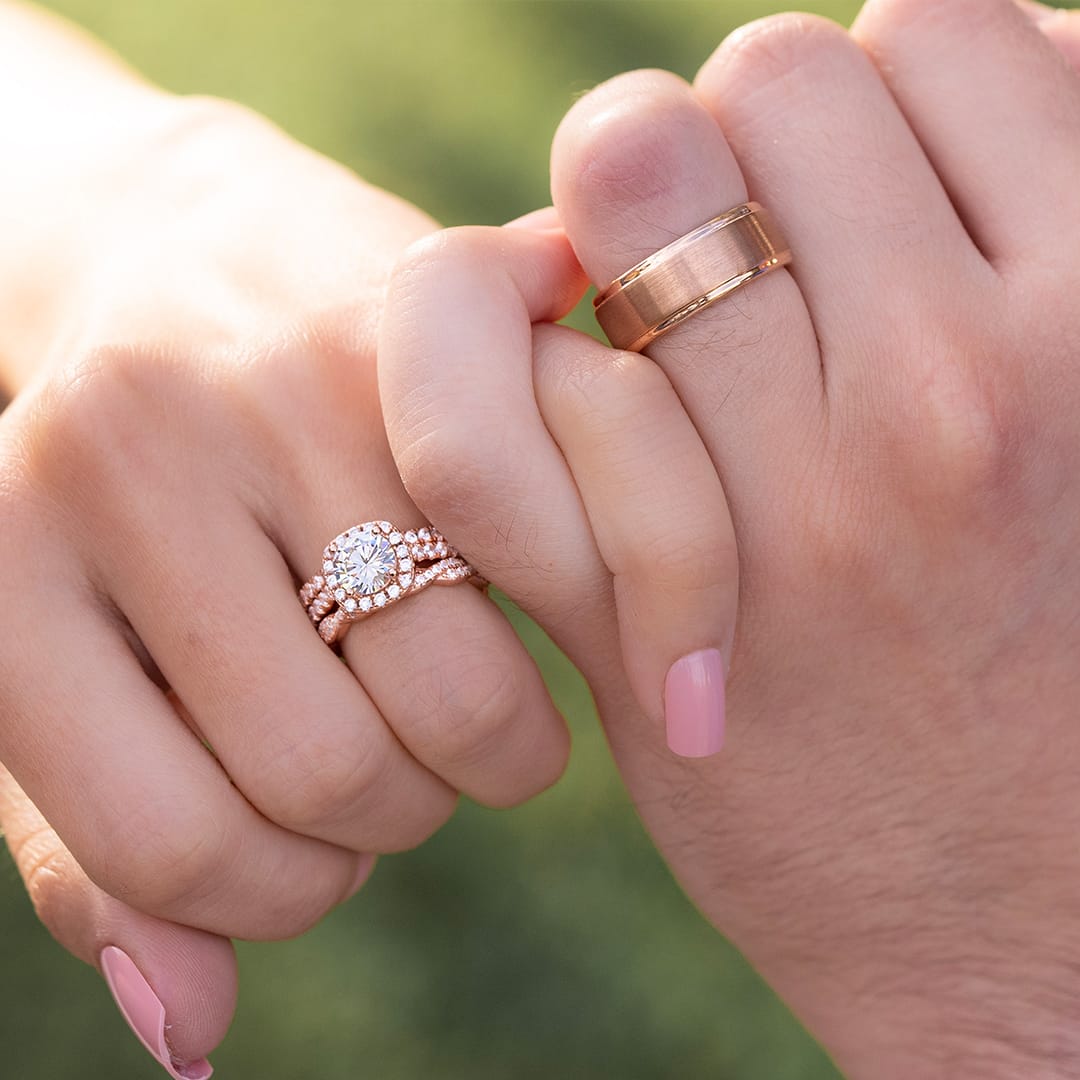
(98, 484, 458, 857)
(550, 67, 822, 487)
(242, 350, 572, 813)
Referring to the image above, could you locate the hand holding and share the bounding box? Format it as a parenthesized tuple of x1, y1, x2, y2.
(380, 3, 1080, 1076)
(0, 95, 571, 1075)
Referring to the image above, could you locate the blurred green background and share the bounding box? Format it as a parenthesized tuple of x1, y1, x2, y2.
(0, 2, 886, 1078)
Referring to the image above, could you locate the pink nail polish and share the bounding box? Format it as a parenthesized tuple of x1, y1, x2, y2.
(665, 649, 726, 758)
(100, 946, 213, 1080)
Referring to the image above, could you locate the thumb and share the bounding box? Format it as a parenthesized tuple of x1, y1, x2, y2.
(0, 761, 236, 1079)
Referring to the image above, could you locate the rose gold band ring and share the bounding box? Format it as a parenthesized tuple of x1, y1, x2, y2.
(593, 203, 791, 354)
(299, 520, 484, 646)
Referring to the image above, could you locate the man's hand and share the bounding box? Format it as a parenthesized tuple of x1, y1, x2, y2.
(380, 3, 1080, 1077)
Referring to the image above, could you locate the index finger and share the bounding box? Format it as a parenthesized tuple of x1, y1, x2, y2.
(377, 224, 611, 642)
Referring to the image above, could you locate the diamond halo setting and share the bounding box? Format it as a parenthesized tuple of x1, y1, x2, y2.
(324, 521, 404, 611)
(299, 518, 483, 646)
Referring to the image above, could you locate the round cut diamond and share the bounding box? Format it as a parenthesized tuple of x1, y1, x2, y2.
(340, 530, 396, 596)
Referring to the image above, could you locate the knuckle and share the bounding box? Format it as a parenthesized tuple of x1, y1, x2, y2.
(32, 351, 133, 478)
(858, 0, 1006, 45)
(915, 373, 1016, 503)
(623, 525, 722, 594)
(386, 227, 532, 537)
(397, 420, 511, 528)
(887, 338, 1023, 510)
(241, 319, 372, 416)
(228, 327, 378, 508)
(29, 347, 198, 496)
(560, 71, 713, 262)
(800, 354, 1024, 603)
(547, 340, 658, 416)
(250, 712, 388, 833)
(408, 651, 525, 770)
(717, 12, 855, 89)
(391, 227, 491, 297)
(87, 799, 230, 915)
(571, 70, 695, 201)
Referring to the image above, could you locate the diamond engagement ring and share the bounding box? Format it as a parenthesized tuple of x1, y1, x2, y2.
(299, 520, 484, 645)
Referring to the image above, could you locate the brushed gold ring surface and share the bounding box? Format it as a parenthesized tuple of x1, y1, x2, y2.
(593, 203, 791, 354)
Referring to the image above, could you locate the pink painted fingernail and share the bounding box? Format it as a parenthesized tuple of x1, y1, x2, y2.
(100, 946, 213, 1080)
(665, 649, 726, 758)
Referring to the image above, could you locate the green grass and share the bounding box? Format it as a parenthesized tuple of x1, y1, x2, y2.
(0, 2, 880, 1077)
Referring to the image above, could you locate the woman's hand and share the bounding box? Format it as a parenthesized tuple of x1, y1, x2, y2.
(380, 2, 1080, 1076)
(0, 93, 576, 1078)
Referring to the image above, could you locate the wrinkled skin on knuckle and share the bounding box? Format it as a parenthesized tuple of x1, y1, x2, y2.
(397, 420, 521, 541)
(250, 714, 385, 836)
(559, 71, 710, 265)
(384, 423, 456, 521)
(246, 310, 379, 428)
(406, 649, 526, 773)
(22, 345, 236, 524)
(711, 20, 930, 246)
(544, 342, 620, 409)
(395, 228, 482, 285)
(549, 347, 663, 436)
(84, 795, 231, 918)
(574, 73, 695, 203)
(226, 320, 388, 519)
(719, 11, 855, 96)
(620, 526, 722, 597)
(93, 793, 334, 939)
(878, 321, 1037, 523)
(243, 696, 455, 852)
(802, 329, 1036, 621)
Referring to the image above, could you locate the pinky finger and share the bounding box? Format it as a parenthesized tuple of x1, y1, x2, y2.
(0, 762, 234, 1079)
(532, 323, 737, 758)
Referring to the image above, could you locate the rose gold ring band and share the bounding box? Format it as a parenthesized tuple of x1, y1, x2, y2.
(299, 520, 485, 646)
(593, 203, 791, 354)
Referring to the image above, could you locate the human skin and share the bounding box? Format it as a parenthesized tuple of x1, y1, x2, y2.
(0, 3, 581, 1075)
(379, 1, 1080, 1076)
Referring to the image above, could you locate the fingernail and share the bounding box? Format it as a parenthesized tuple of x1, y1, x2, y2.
(503, 205, 562, 232)
(100, 946, 213, 1080)
(345, 853, 377, 900)
(665, 649, 726, 758)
